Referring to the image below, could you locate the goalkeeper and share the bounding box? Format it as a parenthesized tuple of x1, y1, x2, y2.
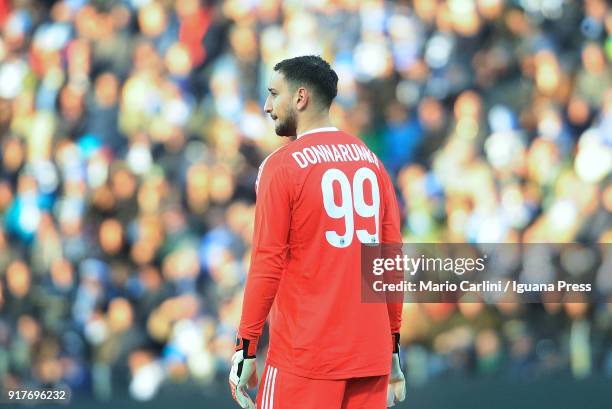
(229, 55, 405, 409)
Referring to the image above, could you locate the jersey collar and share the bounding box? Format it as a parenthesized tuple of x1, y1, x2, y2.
(296, 127, 339, 139)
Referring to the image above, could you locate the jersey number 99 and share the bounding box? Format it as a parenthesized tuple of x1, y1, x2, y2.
(321, 167, 380, 248)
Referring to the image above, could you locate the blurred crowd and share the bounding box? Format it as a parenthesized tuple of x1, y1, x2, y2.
(0, 0, 611, 402)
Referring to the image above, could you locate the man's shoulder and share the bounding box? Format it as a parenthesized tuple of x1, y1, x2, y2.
(261, 143, 293, 171)
(255, 143, 294, 191)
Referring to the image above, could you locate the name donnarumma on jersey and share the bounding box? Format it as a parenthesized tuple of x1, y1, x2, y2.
(291, 143, 380, 169)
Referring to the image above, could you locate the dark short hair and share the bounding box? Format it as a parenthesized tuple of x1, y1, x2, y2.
(274, 55, 338, 108)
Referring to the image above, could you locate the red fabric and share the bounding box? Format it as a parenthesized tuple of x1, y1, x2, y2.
(239, 130, 403, 380)
(256, 363, 389, 409)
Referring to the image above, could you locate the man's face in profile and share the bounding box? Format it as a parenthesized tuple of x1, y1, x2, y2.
(264, 72, 298, 137)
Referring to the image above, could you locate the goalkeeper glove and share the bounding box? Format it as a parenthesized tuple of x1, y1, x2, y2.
(387, 333, 406, 407)
(229, 337, 258, 409)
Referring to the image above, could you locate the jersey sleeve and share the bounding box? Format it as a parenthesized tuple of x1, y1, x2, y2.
(238, 157, 292, 355)
(380, 164, 403, 335)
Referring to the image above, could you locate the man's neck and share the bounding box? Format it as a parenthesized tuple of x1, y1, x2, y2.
(296, 115, 333, 137)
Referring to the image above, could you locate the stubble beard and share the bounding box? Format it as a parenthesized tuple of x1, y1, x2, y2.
(275, 107, 298, 137)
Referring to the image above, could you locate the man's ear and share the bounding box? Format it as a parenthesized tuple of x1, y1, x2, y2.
(296, 87, 309, 111)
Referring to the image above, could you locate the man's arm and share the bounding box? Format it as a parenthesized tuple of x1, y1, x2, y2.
(238, 160, 292, 355)
(230, 158, 291, 408)
(380, 164, 406, 407)
(380, 165, 403, 335)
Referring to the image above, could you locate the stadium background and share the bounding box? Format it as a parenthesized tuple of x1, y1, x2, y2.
(0, 0, 611, 407)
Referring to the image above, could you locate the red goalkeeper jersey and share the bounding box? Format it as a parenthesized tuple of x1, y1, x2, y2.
(239, 127, 402, 380)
